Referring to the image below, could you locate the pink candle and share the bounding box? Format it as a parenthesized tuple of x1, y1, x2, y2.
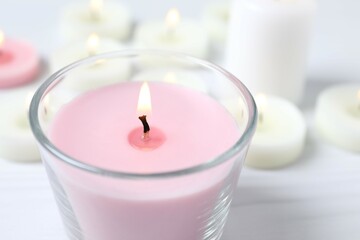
(0, 31, 40, 88)
(49, 82, 241, 240)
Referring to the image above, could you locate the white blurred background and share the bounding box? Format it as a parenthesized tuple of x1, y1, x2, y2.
(0, 0, 359, 82)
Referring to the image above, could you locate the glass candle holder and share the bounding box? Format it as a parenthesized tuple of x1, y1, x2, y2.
(29, 50, 257, 240)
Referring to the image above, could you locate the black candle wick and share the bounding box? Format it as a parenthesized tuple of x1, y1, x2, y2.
(138, 115, 150, 134)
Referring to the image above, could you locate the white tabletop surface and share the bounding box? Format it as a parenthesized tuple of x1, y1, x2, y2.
(1, 0, 360, 240)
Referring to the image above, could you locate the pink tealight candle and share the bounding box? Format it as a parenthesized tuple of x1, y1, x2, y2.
(49, 82, 240, 240)
(0, 31, 40, 88)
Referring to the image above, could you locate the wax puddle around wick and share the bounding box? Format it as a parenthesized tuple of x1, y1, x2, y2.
(128, 127, 166, 151)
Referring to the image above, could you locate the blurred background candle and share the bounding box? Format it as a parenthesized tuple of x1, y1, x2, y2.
(0, 89, 39, 162)
(315, 84, 360, 152)
(225, 0, 317, 104)
(50, 33, 131, 92)
(132, 69, 208, 93)
(0, 31, 40, 88)
(60, 0, 132, 41)
(245, 94, 306, 169)
(202, 1, 230, 55)
(134, 8, 210, 59)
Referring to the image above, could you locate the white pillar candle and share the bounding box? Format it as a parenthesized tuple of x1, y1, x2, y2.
(225, 0, 316, 104)
(132, 69, 208, 93)
(134, 8, 210, 59)
(50, 34, 131, 92)
(246, 94, 306, 169)
(202, 1, 230, 44)
(60, 0, 132, 41)
(0, 89, 39, 162)
(315, 84, 360, 152)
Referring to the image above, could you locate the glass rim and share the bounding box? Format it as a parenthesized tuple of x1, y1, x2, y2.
(29, 50, 257, 179)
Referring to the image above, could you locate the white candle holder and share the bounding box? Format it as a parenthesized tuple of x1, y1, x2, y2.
(29, 50, 257, 240)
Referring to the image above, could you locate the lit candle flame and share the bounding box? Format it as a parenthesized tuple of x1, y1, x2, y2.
(0, 31, 4, 49)
(137, 82, 152, 116)
(86, 33, 99, 56)
(89, 0, 103, 19)
(165, 8, 180, 33)
(256, 93, 267, 124)
(256, 93, 268, 108)
(164, 72, 177, 83)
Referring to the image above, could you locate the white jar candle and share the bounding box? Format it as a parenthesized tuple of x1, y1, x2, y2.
(0, 89, 39, 162)
(132, 69, 208, 93)
(50, 34, 131, 92)
(225, 0, 316, 104)
(246, 94, 306, 169)
(60, 0, 132, 41)
(315, 84, 360, 152)
(202, 1, 230, 44)
(134, 8, 210, 59)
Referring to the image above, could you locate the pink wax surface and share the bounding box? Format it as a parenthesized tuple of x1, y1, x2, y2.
(50, 82, 239, 173)
(48, 82, 241, 240)
(0, 39, 40, 88)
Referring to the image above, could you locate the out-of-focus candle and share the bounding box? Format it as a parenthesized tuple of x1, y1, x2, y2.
(202, 1, 230, 44)
(132, 69, 208, 93)
(50, 34, 131, 92)
(60, 0, 132, 41)
(226, 0, 317, 104)
(0, 89, 39, 161)
(315, 84, 360, 152)
(245, 94, 306, 169)
(134, 8, 210, 59)
(0, 31, 40, 88)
